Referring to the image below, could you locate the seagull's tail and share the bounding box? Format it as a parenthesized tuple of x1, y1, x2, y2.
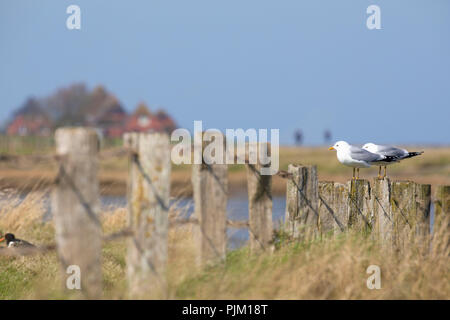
(403, 151, 424, 159)
(376, 155, 399, 163)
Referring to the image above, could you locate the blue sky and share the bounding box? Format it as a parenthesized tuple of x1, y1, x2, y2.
(1, 0, 449, 145)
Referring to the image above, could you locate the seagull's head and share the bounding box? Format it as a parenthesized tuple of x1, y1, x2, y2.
(328, 141, 349, 151)
(362, 143, 377, 153)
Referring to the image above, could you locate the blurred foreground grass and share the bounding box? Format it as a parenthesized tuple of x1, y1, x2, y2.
(0, 192, 448, 299)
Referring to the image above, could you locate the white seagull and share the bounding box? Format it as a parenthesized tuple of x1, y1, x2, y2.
(362, 143, 424, 178)
(328, 141, 397, 180)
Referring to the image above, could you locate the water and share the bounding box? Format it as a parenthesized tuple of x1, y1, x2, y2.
(100, 195, 435, 247)
(3, 192, 436, 249)
(3, 192, 286, 250)
(102, 194, 287, 249)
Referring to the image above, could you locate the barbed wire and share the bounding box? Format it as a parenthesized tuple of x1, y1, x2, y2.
(2, 143, 410, 260)
(317, 194, 345, 232)
(0, 151, 318, 259)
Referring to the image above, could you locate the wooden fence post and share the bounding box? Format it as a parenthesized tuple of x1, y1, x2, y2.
(124, 132, 171, 298)
(347, 179, 372, 233)
(52, 127, 102, 298)
(391, 181, 415, 248)
(318, 181, 348, 235)
(434, 185, 450, 230)
(433, 185, 450, 251)
(372, 178, 393, 244)
(285, 164, 319, 240)
(415, 183, 431, 238)
(192, 131, 228, 266)
(246, 142, 273, 253)
(391, 181, 430, 248)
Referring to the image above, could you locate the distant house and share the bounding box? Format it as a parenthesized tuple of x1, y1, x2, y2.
(6, 84, 177, 138)
(99, 106, 128, 138)
(154, 109, 177, 134)
(6, 98, 52, 136)
(83, 87, 128, 138)
(125, 103, 177, 134)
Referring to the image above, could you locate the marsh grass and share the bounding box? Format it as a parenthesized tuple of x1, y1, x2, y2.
(0, 191, 448, 299)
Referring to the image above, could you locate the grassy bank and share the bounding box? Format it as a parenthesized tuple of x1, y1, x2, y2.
(0, 192, 448, 299)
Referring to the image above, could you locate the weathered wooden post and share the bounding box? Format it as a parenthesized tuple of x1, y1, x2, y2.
(433, 185, 450, 250)
(391, 181, 415, 248)
(124, 132, 171, 298)
(52, 128, 102, 298)
(285, 165, 319, 240)
(318, 181, 348, 235)
(246, 142, 273, 253)
(391, 181, 431, 248)
(415, 183, 431, 238)
(372, 178, 393, 244)
(347, 179, 372, 233)
(434, 185, 450, 229)
(192, 131, 228, 265)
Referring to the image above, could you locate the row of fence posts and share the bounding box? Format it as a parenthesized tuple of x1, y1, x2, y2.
(286, 166, 434, 245)
(50, 128, 449, 298)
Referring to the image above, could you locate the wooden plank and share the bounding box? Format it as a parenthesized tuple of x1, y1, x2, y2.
(347, 179, 372, 233)
(246, 142, 273, 253)
(124, 132, 139, 229)
(390, 181, 430, 248)
(192, 131, 228, 266)
(333, 183, 348, 234)
(434, 185, 450, 229)
(372, 178, 393, 244)
(52, 127, 102, 298)
(285, 164, 319, 240)
(415, 183, 431, 238)
(318, 181, 348, 236)
(318, 182, 334, 234)
(391, 181, 415, 248)
(433, 185, 450, 250)
(125, 132, 171, 298)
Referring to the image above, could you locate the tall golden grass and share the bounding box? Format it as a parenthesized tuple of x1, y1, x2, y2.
(0, 191, 448, 299)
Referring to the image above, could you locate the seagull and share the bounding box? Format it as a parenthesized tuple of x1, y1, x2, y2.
(0, 233, 35, 248)
(328, 141, 397, 180)
(362, 143, 424, 179)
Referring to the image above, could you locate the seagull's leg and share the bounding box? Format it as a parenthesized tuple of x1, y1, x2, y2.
(384, 166, 387, 178)
(352, 168, 355, 180)
(378, 166, 382, 179)
(357, 168, 360, 180)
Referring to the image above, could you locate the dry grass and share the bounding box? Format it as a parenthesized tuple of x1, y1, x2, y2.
(176, 226, 449, 299)
(0, 191, 448, 300)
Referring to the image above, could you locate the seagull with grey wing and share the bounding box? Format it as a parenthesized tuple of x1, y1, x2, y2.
(328, 141, 398, 180)
(362, 143, 424, 179)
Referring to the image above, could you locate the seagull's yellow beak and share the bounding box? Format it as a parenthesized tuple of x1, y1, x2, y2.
(328, 147, 335, 151)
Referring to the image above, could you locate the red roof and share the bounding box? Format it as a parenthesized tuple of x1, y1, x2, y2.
(7, 99, 177, 138)
(7, 115, 52, 136)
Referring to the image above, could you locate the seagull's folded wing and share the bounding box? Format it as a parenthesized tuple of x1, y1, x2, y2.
(349, 146, 384, 163)
(376, 145, 408, 158)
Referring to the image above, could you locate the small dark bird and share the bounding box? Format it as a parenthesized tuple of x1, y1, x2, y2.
(0, 233, 35, 248)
